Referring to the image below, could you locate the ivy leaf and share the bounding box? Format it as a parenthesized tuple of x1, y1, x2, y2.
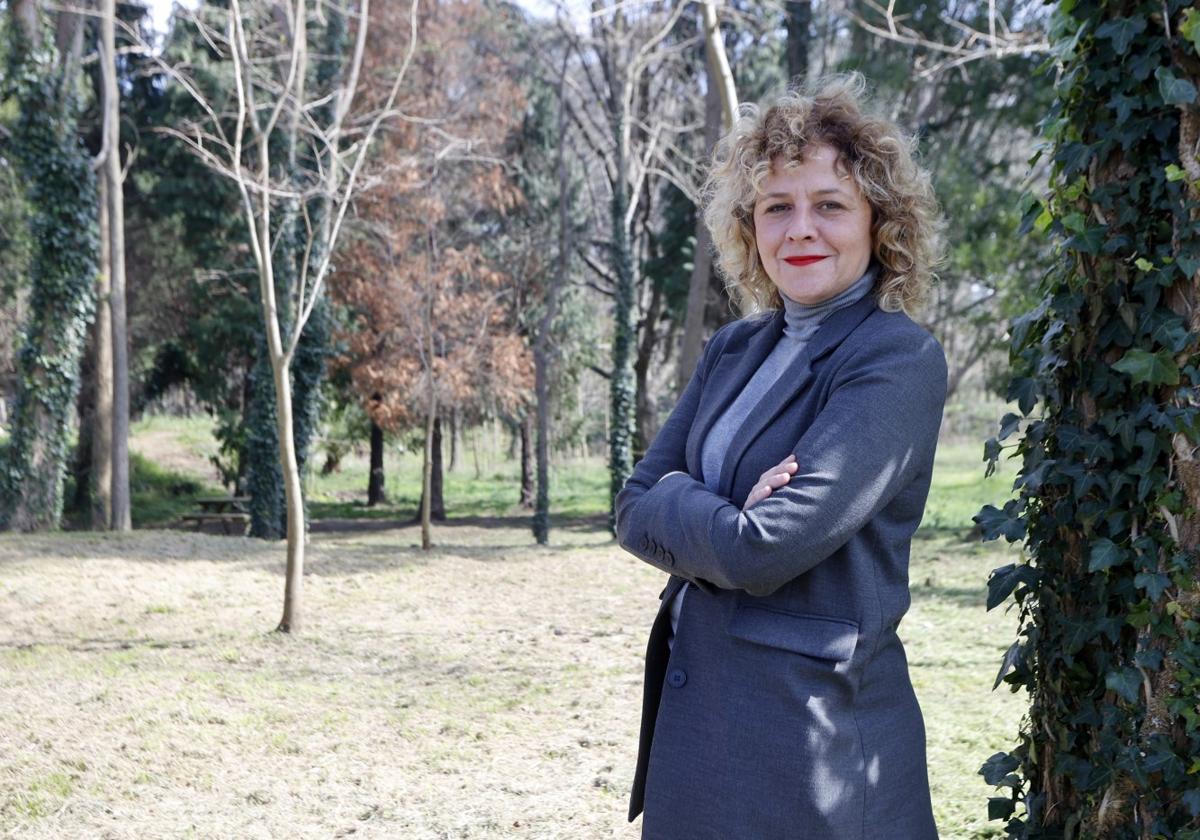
(1181, 9, 1200, 56)
(988, 798, 1016, 820)
(1183, 788, 1200, 817)
(1156, 67, 1198, 105)
(1008, 377, 1038, 415)
(1088, 538, 1125, 572)
(1096, 16, 1146, 55)
(994, 640, 1024, 689)
(980, 752, 1021, 786)
(1134, 571, 1171, 600)
(987, 563, 1022, 610)
(997, 413, 1022, 442)
(1105, 667, 1142, 703)
(1178, 254, 1200, 279)
(1135, 257, 1154, 272)
(976, 502, 1027, 544)
(1111, 348, 1180, 386)
(1166, 163, 1187, 182)
(1109, 92, 1140, 123)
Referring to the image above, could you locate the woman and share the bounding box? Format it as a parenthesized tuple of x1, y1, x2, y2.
(615, 75, 946, 840)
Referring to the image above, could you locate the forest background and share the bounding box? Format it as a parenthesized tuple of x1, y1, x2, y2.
(0, 0, 1076, 837)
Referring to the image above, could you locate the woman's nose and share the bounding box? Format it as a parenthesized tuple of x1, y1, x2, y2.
(785, 208, 816, 241)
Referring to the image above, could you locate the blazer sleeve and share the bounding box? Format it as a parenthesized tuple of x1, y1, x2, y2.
(616, 326, 947, 597)
(613, 322, 740, 576)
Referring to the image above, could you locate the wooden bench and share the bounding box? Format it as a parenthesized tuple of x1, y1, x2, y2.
(180, 511, 250, 535)
(182, 497, 251, 535)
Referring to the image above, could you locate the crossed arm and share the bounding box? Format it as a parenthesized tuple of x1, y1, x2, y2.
(615, 329, 946, 597)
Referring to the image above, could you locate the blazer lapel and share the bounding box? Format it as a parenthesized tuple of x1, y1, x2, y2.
(685, 311, 784, 477)
(716, 294, 878, 499)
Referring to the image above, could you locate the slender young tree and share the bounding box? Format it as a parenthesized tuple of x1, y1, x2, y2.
(98, 0, 131, 531)
(163, 0, 420, 632)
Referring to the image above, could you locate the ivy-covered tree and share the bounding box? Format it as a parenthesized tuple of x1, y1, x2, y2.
(979, 1, 1200, 835)
(0, 2, 98, 531)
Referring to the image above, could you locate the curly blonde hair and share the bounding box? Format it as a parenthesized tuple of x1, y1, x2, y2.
(702, 74, 943, 316)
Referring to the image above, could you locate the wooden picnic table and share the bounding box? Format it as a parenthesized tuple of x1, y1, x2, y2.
(182, 496, 251, 535)
(196, 496, 250, 514)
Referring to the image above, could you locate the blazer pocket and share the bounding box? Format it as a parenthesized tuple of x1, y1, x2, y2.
(727, 605, 859, 662)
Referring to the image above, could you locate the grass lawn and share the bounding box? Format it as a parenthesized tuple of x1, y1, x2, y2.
(0, 419, 1027, 838)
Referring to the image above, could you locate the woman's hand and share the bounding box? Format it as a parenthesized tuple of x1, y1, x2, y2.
(743, 454, 798, 510)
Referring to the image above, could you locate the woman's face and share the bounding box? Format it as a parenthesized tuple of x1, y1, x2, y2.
(752, 145, 874, 306)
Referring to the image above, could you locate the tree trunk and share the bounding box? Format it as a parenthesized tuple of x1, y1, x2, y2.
(699, 1, 737, 125)
(100, 0, 130, 531)
(420, 401, 437, 549)
(982, 4, 1200, 834)
(534, 63, 570, 545)
(785, 1, 812, 86)
(430, 416, 445, 520)
(607, 81, 636, 534)
(92, 174, 114, 528)
(0, 2, 98, 532)
(519, 413, 534, 509)
(448, 406, 459, 472)
(676, 35, 724, 398)
(634, 274, 664, 455)
(367, 416, 386, 506)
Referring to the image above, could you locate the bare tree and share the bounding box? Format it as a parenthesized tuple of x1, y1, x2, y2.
(675, 0, 737, 398)
(158, 0, 419, 632)
(97, 0, 131, 531)
(552, 0, 700, 526)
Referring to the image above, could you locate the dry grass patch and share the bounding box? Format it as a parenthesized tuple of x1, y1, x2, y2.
(0, 519, 1021, 839)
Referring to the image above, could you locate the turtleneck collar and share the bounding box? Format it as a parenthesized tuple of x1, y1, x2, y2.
(780, 264, 877, 340)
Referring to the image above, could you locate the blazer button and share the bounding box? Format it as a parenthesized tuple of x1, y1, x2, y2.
(667, 668, 687, 688)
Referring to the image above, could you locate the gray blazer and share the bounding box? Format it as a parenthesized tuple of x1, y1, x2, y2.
(615, 293, 945, 840)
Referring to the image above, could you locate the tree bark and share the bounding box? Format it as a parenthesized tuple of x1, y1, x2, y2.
(534, 57, 571, 544)
(785, 1, 812, 86)
(92, 174, 114, 528)
(675, 52, 724, 398)
(421, 398, 436, 549)
(0, 0, 98, 532)
(519, 413, 534, 509)
(100, 0, 130, 531)
(634, 272, 664, 454)
(699, 0, 737, 126)
(367, 416, 386, 505)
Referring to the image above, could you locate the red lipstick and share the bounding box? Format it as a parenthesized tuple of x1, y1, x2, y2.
(783, 256, 828, 266)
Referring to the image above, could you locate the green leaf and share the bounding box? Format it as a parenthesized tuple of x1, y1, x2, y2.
(994, 640, 1023, 689)
(976, 502, 1027, 544)
(1088, 538, 1124, 572)
(1166, 164, 1187, 182)
(1181, 9, 1200, 55)
(980, 752, 1021, 785)
(1034, 206, 1054, 233)
(1095, 16, 1146, 55)
(1135, 257, 1154, 272)
(997, 413, 1022, 442)
(1134, 571, 1171, 600)
(988, 798, 1016, 821)
(1062, 211, 1086, 233)
(1111, 348, 1180, 386)
(1156, 67, 1198, 106)
(1105, 667, 1141, 703)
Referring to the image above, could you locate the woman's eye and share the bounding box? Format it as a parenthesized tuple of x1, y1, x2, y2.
(819, 202, 846, 212)
(766, 203, 789, 214)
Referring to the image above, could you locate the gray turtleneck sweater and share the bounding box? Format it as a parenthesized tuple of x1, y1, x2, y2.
(668, 267, 876, 644)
